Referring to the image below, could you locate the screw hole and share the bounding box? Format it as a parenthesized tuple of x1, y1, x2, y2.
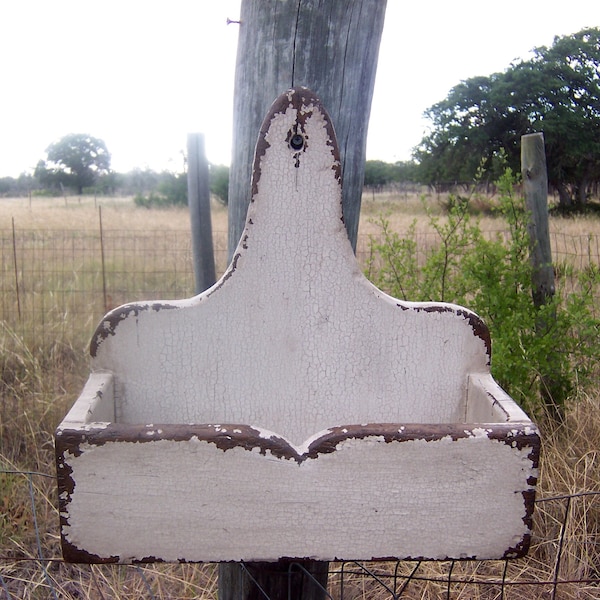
(289, 134, 304, 151)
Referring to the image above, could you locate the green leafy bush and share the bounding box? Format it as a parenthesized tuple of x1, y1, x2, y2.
(134, 172, 188, 208)
(209, 164, 229, 206)
(134, 191, 170, 208)
(366, 169, 600, 418)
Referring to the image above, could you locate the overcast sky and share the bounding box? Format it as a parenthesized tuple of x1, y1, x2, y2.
(0, 1, 598, 177)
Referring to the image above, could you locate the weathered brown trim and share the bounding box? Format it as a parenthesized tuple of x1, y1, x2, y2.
(251, 87, 342, 199)
(61, 540, 120, 564)
(90, 302, 179, 357)
(397, 303, 492, 364)
(56, 420, 539, 464)
(502, 533, 532, 559)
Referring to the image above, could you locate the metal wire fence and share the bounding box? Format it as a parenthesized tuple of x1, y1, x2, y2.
(2, 227, 599, 348)
(1, 225, 600, 598)
(0, 467, 599, 598)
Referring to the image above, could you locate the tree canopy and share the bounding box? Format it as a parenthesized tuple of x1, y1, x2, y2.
(415, 27, 600, 207)
(209, 164, 229, 205)
(36, 134, 111, 194)
(363, 160, 419, 187)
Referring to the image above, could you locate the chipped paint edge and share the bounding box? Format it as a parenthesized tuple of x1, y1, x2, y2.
(88, 88, 492, 367)
(59, 87, 537, 564)
(56, 420, 539, 563)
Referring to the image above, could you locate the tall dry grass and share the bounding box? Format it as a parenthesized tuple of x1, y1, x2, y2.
(1, 194, 228, 232)
(1, 192, 599, 598)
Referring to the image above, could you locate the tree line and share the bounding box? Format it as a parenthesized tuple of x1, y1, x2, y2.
(3, 27, 598, 209)
(367, 27, 600, 207)
(415, 27, 600, 208)
(0, 133, 229, 206)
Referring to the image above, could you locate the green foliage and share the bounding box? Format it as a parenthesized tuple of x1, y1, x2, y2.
(367, 169, 600, 417)
(134, 172, 188, 208)
(364, 160, 394, 187)
(34, 159, 64, 191)
(0, 174, 34, 197)
(132, 166, 230, 208)
(364, 160, 420, 187)
(416, 27, 600, 208)
(158, 172, 187, 205)
(92, 171, 119, 195)
(209, 164, 229, 205)
(38, 134, 111, 194)
(0, 177, 12, 196)
(120, 168, 161, 196)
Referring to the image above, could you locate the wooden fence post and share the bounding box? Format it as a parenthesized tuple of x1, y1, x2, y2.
(521, 132, 555, 307)
(222, 0, 387, 597)
(227, 0, 387, 260)
(219, 561, 329, 600)
(521, 132, 560, 414)
(187, 133, 216, 294)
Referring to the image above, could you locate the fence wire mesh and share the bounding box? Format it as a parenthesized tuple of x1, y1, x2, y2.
(1, 224, 600, 598)
(2, 227, 599, 347)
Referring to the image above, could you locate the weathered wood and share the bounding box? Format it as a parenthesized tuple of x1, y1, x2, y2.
(218, 560, 329, 600)
(521, 132, 560, 415)
(56, 89, 539, 569)
(226, 4, 386, 592)
(521, 132, 555, 307)
(187, 133, 216, 294)
(227, 0, 387, 260)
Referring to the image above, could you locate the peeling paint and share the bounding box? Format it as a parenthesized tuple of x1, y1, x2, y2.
(56, 87, 540, 564)
(90, 302, 179, 357)
(58, 428, 538, 563)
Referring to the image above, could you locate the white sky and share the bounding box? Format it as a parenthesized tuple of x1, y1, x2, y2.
(0, 1, 598, 177)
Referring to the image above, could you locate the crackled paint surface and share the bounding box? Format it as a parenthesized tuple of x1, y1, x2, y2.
(56, 88, 539, 563)
(88, 88, 491, 445)
(61, 432, 536, 563)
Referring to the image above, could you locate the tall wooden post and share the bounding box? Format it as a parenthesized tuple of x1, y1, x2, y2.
(222, 1, 387, 597)
(521, 133, 555, 308)
(521, 132, 560, 415)
(227, 0, 387, 260)
(187, 133, 216, 294)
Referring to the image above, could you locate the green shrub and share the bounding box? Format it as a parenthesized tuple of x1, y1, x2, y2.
(134, 172, 188, 208)
(158, 172, 188, 206)
(367, 169, 600, 418)
(209, 164, 229, 206)
(134, 191, 170, 208)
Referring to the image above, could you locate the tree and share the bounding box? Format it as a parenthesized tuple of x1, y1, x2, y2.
(133, 171, 188, 208)
(364, 160, 421, 188)
(157, 172, 187, 205)
(415, 28, 600, 207)
(34, 159, 62, 191)
(41, 134, 111, 194)
(0, 173, 35, 197)
(364, 160, 393, 188)
(209, 164, 229, 205)
(120, 168, 161, 196)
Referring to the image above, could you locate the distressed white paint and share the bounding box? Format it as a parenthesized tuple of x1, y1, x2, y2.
(58, 372, 114, 429)
(62, 433, 535, 563)
(56, 88, 539, 563)
(89, 89, 489, 446)
(466, 374, 532, 423)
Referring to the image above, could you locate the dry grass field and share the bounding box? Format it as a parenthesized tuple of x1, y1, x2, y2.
(1, 190, 599, 598)
(4, 189, 598, 252)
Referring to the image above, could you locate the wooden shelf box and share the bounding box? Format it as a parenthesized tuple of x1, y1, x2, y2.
(56, 88, 539, 564)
